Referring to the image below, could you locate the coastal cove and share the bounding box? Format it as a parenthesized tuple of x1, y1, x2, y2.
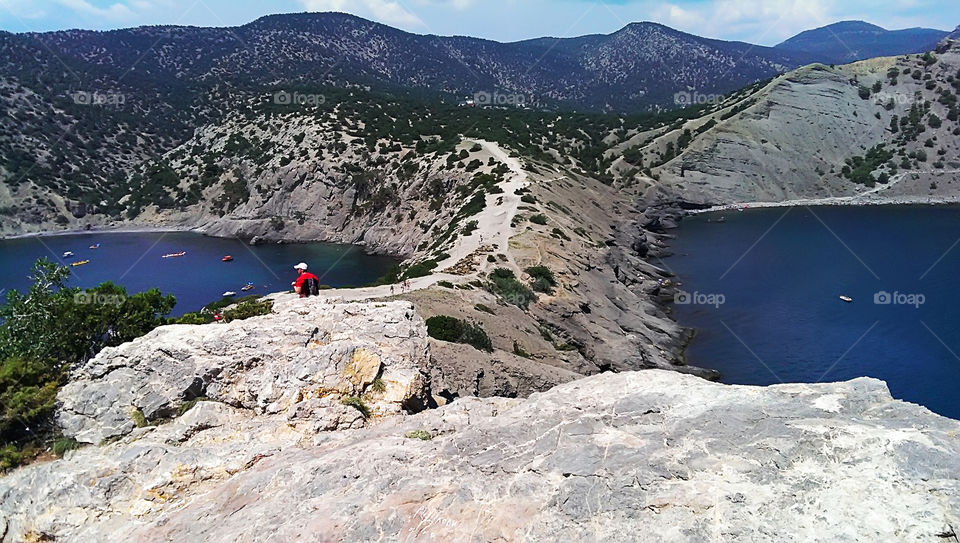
(665, 204, 960, 420)
(0, 231, 399, 317)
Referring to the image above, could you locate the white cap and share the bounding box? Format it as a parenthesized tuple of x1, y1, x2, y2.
(294, 263, 308, 270)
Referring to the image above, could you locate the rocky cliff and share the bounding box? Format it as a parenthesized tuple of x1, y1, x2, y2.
(1, 298, 957, 542)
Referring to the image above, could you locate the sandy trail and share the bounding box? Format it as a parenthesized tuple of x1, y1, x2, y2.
(433, 139, 529, 272)
(301, 139, 529, 303)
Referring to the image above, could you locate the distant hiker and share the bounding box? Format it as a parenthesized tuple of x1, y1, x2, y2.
(292, 262, 321, 297)
(213, 312, 222, 323)
(390, 285, 395, 295)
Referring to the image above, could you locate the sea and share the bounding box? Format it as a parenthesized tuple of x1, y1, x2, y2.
(0, 231, 398, 317)
(665, 205, 960, 420)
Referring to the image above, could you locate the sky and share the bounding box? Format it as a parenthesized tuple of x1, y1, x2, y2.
(0, 0, 956, 45)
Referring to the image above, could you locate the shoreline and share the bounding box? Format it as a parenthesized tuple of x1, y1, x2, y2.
(687, 195, 960, 215)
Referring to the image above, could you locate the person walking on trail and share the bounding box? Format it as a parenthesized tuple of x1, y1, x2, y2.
(292, 262, 321, 297)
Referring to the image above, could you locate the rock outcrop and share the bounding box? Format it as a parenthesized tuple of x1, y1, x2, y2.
(57, 300, 430, 444)
(2, 370, 958, 542)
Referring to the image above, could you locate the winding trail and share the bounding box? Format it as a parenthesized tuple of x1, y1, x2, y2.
(296, 139, 530, 303)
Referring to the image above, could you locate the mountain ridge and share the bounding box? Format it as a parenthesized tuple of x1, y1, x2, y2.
(775, 19, 949, 64)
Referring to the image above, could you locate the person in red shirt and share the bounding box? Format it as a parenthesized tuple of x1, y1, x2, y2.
(292, 262, 321, 297)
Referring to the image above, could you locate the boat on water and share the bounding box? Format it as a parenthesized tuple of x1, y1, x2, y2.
(63, 251, 74, 258)
(241, 282, 255, 292)
(222, 291, 237, 297)
(162, 251, 187, 259)
(71, 260, 90, 267)
(89, 243, 100, 249)
(840, 295, 853, 303)
(222, 255, 234, 262)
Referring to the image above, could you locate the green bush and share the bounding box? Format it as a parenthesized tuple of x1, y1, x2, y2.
(526, 266, 558, 294)
(488, 268, 537, 309)
(341, 396, 370, 419)
(223, 298, 273, 322)
(0, 259, 176, 468)
(520, 194, 537, 204)
(405, 430, 433, 440)
(530, 214, 548, 225)
(474, 303, 496, 315)
(52, 438, 81, 457)
(425, 316, 493, 352)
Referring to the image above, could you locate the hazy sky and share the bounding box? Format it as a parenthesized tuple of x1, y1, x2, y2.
(0, 0, 956, 45)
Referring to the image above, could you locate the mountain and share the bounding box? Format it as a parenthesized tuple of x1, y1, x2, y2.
(608, 38, 960, 205)
(776, 21, 948, 64)
(0, 11, 814, 233)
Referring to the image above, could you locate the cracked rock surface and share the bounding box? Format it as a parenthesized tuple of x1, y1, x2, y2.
(56, 300, 430, 444)
(3, 369, 959, 542)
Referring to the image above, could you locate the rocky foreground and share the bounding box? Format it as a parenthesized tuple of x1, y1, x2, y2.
(2, 299, 959, 542)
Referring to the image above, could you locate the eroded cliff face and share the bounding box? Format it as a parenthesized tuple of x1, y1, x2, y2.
(1, 300, 957, 543)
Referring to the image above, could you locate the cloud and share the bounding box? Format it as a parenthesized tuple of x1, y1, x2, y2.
(299, 0, 425, 27)
(55, 0, 139, 20)
(648, 0, 833, 43)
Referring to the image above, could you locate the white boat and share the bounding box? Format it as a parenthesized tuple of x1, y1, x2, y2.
(63, 251, 74, 258)
(839, 295, 853, 303)
(222, 291, 237, 297)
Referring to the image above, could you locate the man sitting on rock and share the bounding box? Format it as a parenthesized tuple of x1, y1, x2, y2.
(292, 262, 321, 297)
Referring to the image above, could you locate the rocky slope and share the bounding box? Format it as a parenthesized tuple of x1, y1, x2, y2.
(611, 37, 960, 206)
(1, 301, 957, 541)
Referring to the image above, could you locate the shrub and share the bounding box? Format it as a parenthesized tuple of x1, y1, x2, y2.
(551, 228, 571, 241)
(405, 430, 433, 440)
(437, 280, 454, 289)
(520, 194, 537, 204)
(526, 266, 557, 294)
(223, 298, 273, 322)
(402, 259, 438, 280)
(488, 268, 537, 309)
(52, 438, 81, 457)
(425, 316, 493, 352)
(487, 255, 497, 263)
(474, 303, 496, 315)
(341, 396, 370, 418)
(530, 214, 548, 225)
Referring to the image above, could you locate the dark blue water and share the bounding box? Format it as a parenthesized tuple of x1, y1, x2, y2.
(0, 232, 398, 316)
(666, 205, 960, 420)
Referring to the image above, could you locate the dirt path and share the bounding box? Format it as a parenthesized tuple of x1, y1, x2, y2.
(433, 139, 529, 273)
(293, 139, 529, 304)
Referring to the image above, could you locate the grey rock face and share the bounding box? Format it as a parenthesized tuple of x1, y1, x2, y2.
(57, 299, 430, 444)
(4, 370, 959, 542)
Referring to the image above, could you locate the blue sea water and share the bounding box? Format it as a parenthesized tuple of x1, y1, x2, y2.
(0, 231, 398, 317)
(665, 205, 960, 420)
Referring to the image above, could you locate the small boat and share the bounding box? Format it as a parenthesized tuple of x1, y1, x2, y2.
(89, 243, 100, 249)
(162, 251, 187, 259)
(222, 291, 237, 297)
(71, 260, 90, 267)
(839, 295, 853, 303)
(222, 255, 234, 262)
(63, 251, 74, 258)
(241, 282, 255, 292)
